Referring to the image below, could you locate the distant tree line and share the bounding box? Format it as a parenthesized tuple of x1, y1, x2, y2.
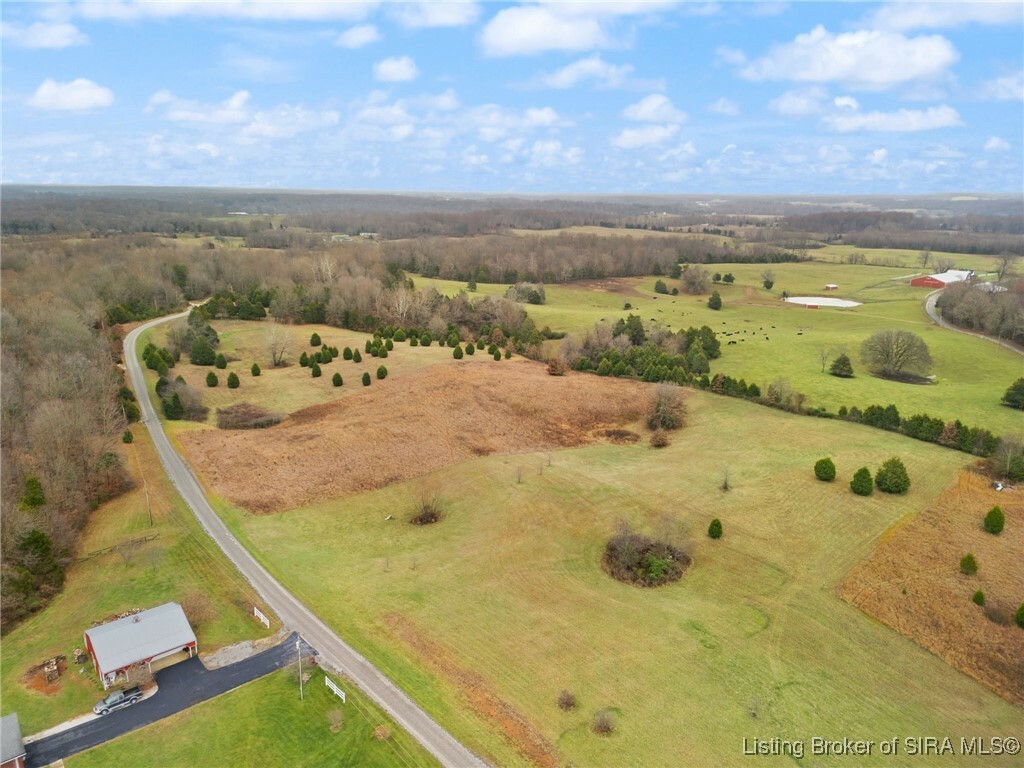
(936, 283, 1024, 345)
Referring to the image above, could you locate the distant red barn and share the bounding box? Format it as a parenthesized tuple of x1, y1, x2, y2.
(910, 275, 945, 288)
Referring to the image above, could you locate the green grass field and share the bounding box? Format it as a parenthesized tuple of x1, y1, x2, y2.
(209, 392, 1023, 767)
(0, 425, 275, 735)
(415, 260, 1021, 436)
(68, 667, 441, 768)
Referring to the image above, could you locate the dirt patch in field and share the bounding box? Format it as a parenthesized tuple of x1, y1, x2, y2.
(179, 361, 651, 513)
(568, 278, 647, 298)
(21, 660, 68, 695)
(383, 613, 560, 768)
(840, 470, 1024, 706)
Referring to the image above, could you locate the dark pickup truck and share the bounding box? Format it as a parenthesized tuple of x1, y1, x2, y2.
(93, 686, 142, 715)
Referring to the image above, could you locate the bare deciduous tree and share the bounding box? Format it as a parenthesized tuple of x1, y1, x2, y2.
(860, 329, 932, 378)
(265, 322, 290, 367)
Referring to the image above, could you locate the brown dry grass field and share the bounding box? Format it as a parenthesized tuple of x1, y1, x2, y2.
(841, 471, 1024, 706)
(179, 361, 648, 513)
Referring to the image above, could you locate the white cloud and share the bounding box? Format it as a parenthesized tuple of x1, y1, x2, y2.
(706, 97, 739, 116)
(660, 140, 698, 161)
(335, 24, 380, 49)
(622, 94, 687, 123)
(768, 87, 829, 116)
(390, 1, 480, 28)
(29, 78, 114, 111)
(867, 148, 888, 165)
(480, 6, 607, 56)
(222, 51, 295, 82)
(980, 72, 1024, 101)
(74, 1, 377, 22)
(823, 105, 962, 133)
(833, 96, 859, 111)
(467, 103, 568, 141)
(715, 46, 747, 66)
(196, 142, 220, 158)
(866, 2, 1022, 31)
(538, 55, 634, 89)
(528, 139, 583, 168)
(410, 89, 460, 112)
(984, 136, 1011, 153)
(373, 56, 419, 82)
(242, 105, 340, 140)
(150, 90, 251, 124)
(611, 124, 679, 149)
(1, 21, 87, 49)
(740, 25, 959, 89)
(524, 107, 559, 126)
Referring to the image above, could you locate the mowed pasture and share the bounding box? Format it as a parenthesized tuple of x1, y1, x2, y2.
(208, 389, 1023, 768)
(68, 667, 441, 768)
(415, 257, 1020, 436)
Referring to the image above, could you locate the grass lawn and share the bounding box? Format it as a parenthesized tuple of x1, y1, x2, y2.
(68, 667, 441, 768)
(0, 425, 276, 736)
(211, 392, 1024, 768)
(416, 262, 1021, 436)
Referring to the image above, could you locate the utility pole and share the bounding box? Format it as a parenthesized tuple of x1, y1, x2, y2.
(297, 636, 304, 701)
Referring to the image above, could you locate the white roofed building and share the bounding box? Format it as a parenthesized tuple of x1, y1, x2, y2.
(84, 603, 197, 689)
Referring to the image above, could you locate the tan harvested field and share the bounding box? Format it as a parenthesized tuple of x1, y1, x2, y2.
(841, 471, 1024, 706)
(180, 360, 650, 513)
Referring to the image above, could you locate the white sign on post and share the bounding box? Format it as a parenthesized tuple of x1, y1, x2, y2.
(253, 606, 270, 628)
(325, 675, 346, 703)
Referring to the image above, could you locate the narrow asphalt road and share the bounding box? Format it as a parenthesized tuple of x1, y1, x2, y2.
(924, 289, 1023, 356)
(25, 635, 315, 768)
(124, 312, 486, 768)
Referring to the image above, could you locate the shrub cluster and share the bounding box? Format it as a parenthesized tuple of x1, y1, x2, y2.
(603, 529, 690, 587)
(850, 467, 873, 496)
(814, 458, 836, 481)
(216, 403, 284, 430)
(875, 457, 910, 494)
(646, 384, 686, 431)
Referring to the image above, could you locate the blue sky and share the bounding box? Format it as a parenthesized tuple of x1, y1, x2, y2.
(2, 1, 1021, 193)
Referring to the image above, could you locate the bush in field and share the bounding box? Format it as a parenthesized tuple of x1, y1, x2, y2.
(960, 553, 978, 575)
(215, 353, 227, 370)
(646, 384, 685, 430)
(557, 690, 577, 711)
(983, 506, 1004, 535)
(420, 333, 432, 347)
(343, 346, 353, 360)
(353, 350, 362, 363)
(476, 339, 485, 350)
(708, 519, 723, 539)
(299, 351, 309, 367)
(830, 354, 854, 378)
(851, 467, 873, 496)
(376, 365, 388, 380)
(311, 363, 322, 378)
(394, 329, 407, 342)
(216, 403, 284, 430)
(163, 392, 185, 419)
(411, 492, 443, 525)
(362, 372, 371, 386)
(547, 357, 566, 376)
(1002, 378, 1024, 409)
(464, 343, 475, 356)
(504, 349, 512, 359)
(227, 371, 240, 389)
(410, 335, 419, 347)
(708, 291, 722, 310)
(453, 347, 463, 359)
(972, 591, 985, 606)
(251, 363, 261, 376)
(592, 710, 616, 735)
(603, 527, 689, 587)
(1016, 604, 1024, 629)
(379, 348, 388, 359)
(365, 340, 372, 353)
(206, 371, 218, 387)
(20, 477, 46, 509)
(332, 372, 342, 387)
(814, 457, 836, 481)
(385, 338, 394, 351)
(122, 429, 134, 444)
(310, 332, 321, 347)
(650, 429, 670, 448)
(875, 457, 910, 494)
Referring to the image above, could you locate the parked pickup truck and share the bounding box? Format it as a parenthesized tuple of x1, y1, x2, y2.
(93, 686, 142, 715)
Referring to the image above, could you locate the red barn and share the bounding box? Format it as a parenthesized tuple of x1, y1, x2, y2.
(84, 603, 197, 689)
(911, 270, 973, 288)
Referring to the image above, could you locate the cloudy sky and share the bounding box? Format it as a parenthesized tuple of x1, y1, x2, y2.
(2, 1, 1021, 193)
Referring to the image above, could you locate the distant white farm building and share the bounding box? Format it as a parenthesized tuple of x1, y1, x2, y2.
(84, 603, 197, 689)
(910, 269, 974, 288)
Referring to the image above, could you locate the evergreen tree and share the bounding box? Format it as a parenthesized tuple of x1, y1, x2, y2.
(814, 457, 836, 481)
(310, 332, 321, 346)
(190, 335, 216, 365)
(227, 371, 240, 389)
(493, 350, 502, 361)
(829, 354, 854, 378)
(163, 393, 184, 419)
(122, 429, 134, 444)
(393, 329, 407, 342)
(875, 457, 910, 494)
(353, 350, 362, 363)
(972, 590, 985, 606)
(1002, 378, 1024, 409)
(453, 347, 464, 359)
(420, 333, 432, 346)
(708, 291, 723, 310)
(362, 372, 371, 386)
(376, 365, 388, 380)
(850, 467, 873, 496)
(206, 371, 218, 387)
(708, 519, 723, 539)
(1016, 604, 1024, 629)
(20, 477, 46, 509)
(343, 346, 353, 360)
(983, 506, 1004, 535)
(299, 351, 309, 367)
(960, 553, 978, 575)
(465, 343, 475, 356)
(332, 372, 342, 387)
(215, 353, 227, 369)
(251, 362, 261, 376)
(311, 363, 322, 378)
